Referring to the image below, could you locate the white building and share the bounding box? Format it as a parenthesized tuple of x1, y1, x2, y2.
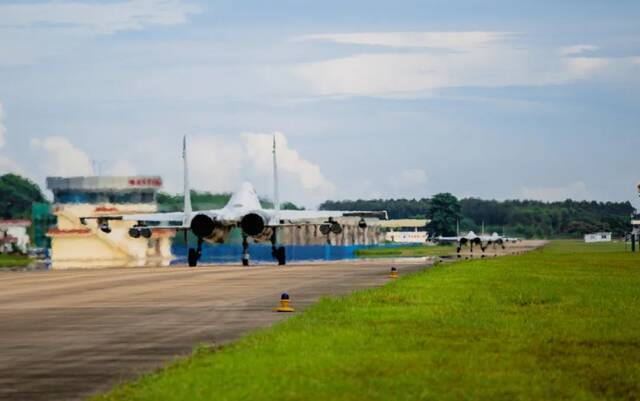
(0, 220, 31, 254)
(46, 176, 175, 269)
(381, 219, 429, 244)
(584, 232, 612, 243)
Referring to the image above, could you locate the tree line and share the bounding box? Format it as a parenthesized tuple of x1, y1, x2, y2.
(1, 173, 635, 239)
(320, 194, 636, 238)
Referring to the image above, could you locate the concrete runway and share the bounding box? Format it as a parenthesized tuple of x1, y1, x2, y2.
(0, 259, 430, 401)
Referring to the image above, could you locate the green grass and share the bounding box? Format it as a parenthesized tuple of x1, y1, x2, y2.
(93, 240, 640, 401)
(0, 254, 30, 268)
(356, 244, 457, 257)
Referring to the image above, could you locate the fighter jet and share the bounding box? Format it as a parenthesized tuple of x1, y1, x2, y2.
(478, 232, 507, 250)
(435, 231, 483, 254)
(81, 136, 387, 267)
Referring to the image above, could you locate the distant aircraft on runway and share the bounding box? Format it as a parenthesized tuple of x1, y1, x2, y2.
(435, 221, 510, 254)
(81, 136, 387, 267)
(435, 231, 483, 254)
(437, 232, 521, 254)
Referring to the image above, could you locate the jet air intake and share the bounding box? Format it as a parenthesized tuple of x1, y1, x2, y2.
(191, 214, 217, 238)
(240, 212, 268, 237)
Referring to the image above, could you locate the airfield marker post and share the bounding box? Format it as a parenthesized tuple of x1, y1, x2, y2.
(275, 293, 295, 313)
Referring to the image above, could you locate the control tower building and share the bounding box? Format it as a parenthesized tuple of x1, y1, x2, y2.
(46, 176, 175, 269)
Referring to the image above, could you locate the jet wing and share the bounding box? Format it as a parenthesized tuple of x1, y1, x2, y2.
(120, 212, 186, 222)
(80, 210, 223, 227)
(435, 236, 461, 242)
(267, 209, 387, 224)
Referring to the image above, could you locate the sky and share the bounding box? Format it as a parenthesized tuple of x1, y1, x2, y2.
(0, 0, 639, 208)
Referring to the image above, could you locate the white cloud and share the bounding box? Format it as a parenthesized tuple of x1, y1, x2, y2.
(243, 132, 335, 195)
(560, 44, 598, 56)
(293, 32, 619, 97)
(188, 135, 246, 193)
(0, 101, 23, 174)
(563, 57, 610, 78)
(298, 31, 514, 50)
(0, 103, 7, 148)
(166, 132, 335, 206)
(106, 159, 138, 176)
(0, 0, 200, 35)
(382, 168, 429, 198)
(399, 168, 428, 186)
(519, 181, 590, 202)
(0, 102, 5, 148)
(30, 136, 94, 176)
(0, 155, 22, 175)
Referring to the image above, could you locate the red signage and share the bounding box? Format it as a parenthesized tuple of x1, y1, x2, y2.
(127, 177, 162, 187)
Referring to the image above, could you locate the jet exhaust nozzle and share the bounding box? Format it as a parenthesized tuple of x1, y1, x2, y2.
(191, 214, 217, 238)
(240, 212, 268, 237)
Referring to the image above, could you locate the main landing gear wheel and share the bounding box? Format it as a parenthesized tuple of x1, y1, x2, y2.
(274, 246, 286, 265)
(188, 248, 198, 267)
(241, 235, 250, 266)
(188, 237, 204, 267)
(269, 230, 286, 266)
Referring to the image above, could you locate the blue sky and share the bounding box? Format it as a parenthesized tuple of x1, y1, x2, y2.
(0, 0, 639, 207)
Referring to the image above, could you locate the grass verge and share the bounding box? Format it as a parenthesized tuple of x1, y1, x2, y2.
(0, 254, 30, 268)
(356, 243, 457, 257)
(93, 240, 640, 401)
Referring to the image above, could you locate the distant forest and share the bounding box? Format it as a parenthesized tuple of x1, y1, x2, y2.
(320, 197, 636, 239)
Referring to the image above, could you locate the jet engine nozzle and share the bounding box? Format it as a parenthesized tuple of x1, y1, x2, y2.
(240, 212, 268, 237)
(191, 214, 217, 238)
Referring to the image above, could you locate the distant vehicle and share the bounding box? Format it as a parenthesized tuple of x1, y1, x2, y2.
(82, 136, 386, 267)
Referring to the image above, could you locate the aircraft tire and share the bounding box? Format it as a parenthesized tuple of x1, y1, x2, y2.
(242, 258, 250, 267)
(188, 248, 198, 267)
(276, 246, 286, 265)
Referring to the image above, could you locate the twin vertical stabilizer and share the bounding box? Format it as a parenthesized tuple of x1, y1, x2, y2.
(183, 136, 193, 226)
(273, 134, 280, 215)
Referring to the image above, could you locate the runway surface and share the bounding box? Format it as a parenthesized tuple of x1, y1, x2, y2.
(0, 259, 430, 401)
